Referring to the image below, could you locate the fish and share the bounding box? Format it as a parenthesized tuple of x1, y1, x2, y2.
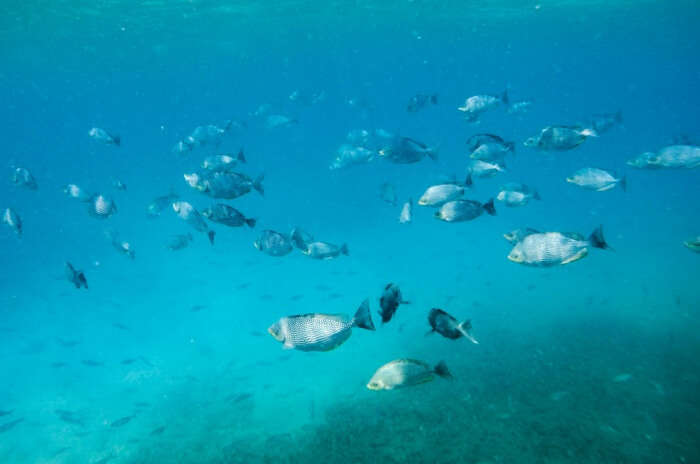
(507, 100, 533, 115)
(289, 90, 326, 105)
(55, 410, 85, 427)
(626, 145, 700, 169)
(379, 283, 409, 323)
(65, 262, 88, 289)
(56, 338, 80, 348)
(507, 226, 610, 266)
(105, 230, 135, 259)
(266, 114, 298, 129)
(150, 426, 166, 436)
(457, 90, 508, 122)
(0, 410, 13, 417)
(172, 201, 215, 245)
(10, 167, 38, 190)
(268, 299, 375, 351)
(202, 149, 246, 171)
(524, 125, 597, 151)
(110, 416, 134, 428)
(503, 227, 541, 244)
(254, 230, 293, 256)
(290, 227, 314, 251)
(88, 194, 118, 219)
(302, 242, 349, 260)
(172, 140, 194, 156)
(426, 308, 478, 343)
(367, 359, 452, 390)
(167, 233, 193, 251)
(0, 418, 23, 433)
(184, 170, 264, 199)
(435, 199, 496, 222)
(567, 168, 626, 192)
(379, 182, 397, 206)
(112, 179, 127, 191)
(50, 362, 68, 368)
(82, 360, 104, 367)
(2, 208, 22, 237)
(202, 204, 256, 228)
(466, 133, 508, 152)
(329, 144, 376, 170)
(468, 159, 506, 178)
(399, 199, 412, 224)
(184, 123, 229, 148)
(147, 193, 179, 218)
(190, 304, 207, 312)
(63, 183, 91, 201)
(112, 322, 130, 331)
(407, 94, 438, 112)
(683, 237, 700, 252)
(378, 137, 438, 164)
(418, 183, 465, 207)
(590, 111, 622, 134)
(89, 127, 120, 146)
(496, 183, 540, 207)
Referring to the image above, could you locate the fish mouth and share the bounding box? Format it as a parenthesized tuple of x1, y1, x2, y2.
(507, 254, 523, 263)
(366, 383, 380, 391)
(565, 177, 574, 183)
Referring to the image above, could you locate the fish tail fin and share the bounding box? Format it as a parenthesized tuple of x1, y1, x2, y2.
(483, 198, 497, 216)
(113, 135, 121, 146)
(207, 230, 216, 245)
(340, 243, 349, 256)
(434, 361, 453, 380)
(588, 225, 610, 250)
(620, 176, 627, 192)
(464, 172, 473, 188)
(237, 148, 246, 163)
(457, 320, 479, 344)
(253, 174, 265, 196)
(501, 89, 509, 105)
(353, 299, 375, 331)
(245, 218, 257, 228)
(427, 146, 439, 161)
(431, 94, 438, 105)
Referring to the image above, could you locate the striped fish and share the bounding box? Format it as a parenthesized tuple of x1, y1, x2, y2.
(268, 300, 374, 351)
(507, 226, 609, 266)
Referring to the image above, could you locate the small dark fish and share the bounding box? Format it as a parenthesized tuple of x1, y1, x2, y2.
(121, 358, 137, 365)
(55, 410, 85, 427)
(56, 338, 81, 348)
(0, 410, 13, 417)
(50, 362, 68, 368)
(110, 416, 133, 428)
(229, 393, 253, 403)
(0, 418, 23, 433)
(379, 283, 410, 323)
(426, 308, 478, 343)
(235, 282, 251, 290)
(407, 94, 438, 112)
(65, 262, 88, 289)
(82, 360, 104, 367)
(150, 425, 166, 436)
(327, 293, 343, 300)
(249, 330, 265, 337)
(202, 203, 256, 228)
(290, 294, 304, 301)
(112, 322, 130, 331)
(190, 304, 208, 312)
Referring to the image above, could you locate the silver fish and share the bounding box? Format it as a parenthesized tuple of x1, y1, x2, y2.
(496, 183, 540, 207)
(367, 359, 452, 391)
(399, 199, 412, 224)
(627, 145, 700, 169)
(418, 184, 464, 207)
(329, 144, 376, 170)
(202, 204, 255, 228)
(507, 100, 533, 115)
(435, 199, 496, 222)
(266, 114, 298, 129)
(507, 226, 609, 266)
(11, 167, 37, 190)
(89, 127, 120, 146)
(684, 237, 700, 253)
(88, 194, 117, 219)
(379, 182, 397, 206)
(567, 168, 626, 192)
(167, 233, 193, 251)
(172, 201, 215, 244)
(378, 137, 438, 164)
(184, 170, 264, 199)
(457, 90, 508, 122)
(590, 111, 622, 134)
(254, 230, 293, 256)
(469, 160, 506, 178)
(268, 299, 374, 351)
(63, 184, 91, 201)
(302, 241, 348, 260)
(2, 208, 22, 237)
(147, 193, 179, 218)
(202, 150, 246, 171)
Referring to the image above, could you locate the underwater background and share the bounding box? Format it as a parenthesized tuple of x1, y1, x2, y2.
(1, 0, 699, 462)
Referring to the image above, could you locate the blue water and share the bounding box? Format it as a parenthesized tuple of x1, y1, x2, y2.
(1, 1, 699, 462)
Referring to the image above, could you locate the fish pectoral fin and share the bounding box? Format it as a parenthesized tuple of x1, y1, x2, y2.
(561, 249, 588, 265)
(597, 184, 615, 192)
(282, 341, 294, 350)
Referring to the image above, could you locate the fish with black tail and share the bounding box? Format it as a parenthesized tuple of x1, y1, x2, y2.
(65, 262, 88, 289)
(367, 359, 452, 390)
(89, 127, 120, 146)
(435, 198, 496, 222)
(507, 225, 610, 266)
(302, 242, 348, 260)
(268, 299, 375, 351)
(172, 201, 215, 245)
(427, 308, 478, 343)
(202, 204, 256, 228)
(379, 283, 409, 323)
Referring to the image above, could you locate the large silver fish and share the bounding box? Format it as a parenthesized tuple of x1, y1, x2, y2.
(435, 199, 496, 222)
(627, 145, 700, 169)
(172, 201, 215, 244)
(2, 208, 22, 237)
(457, 90, 508, 122)
(88, 194, 117, 219)
(11, 167, 38, 190)
(268, 299, 374, 351)
(524, 126, 596, 151)
(567, 168, 626, 192)
(367, 359, 452, 391)
(507, 226, 609, 266)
